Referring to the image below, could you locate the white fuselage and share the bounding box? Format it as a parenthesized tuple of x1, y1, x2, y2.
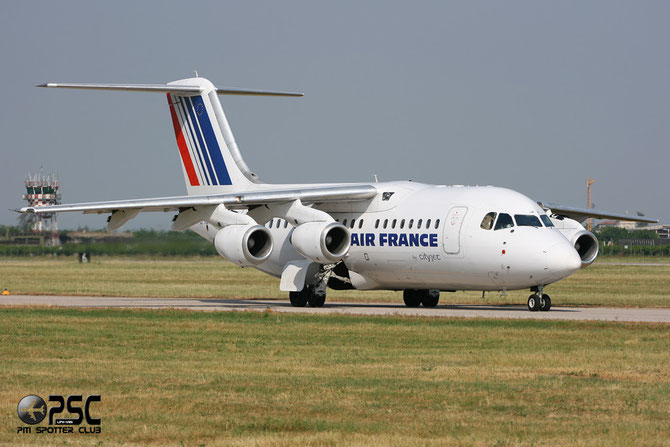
(194, 181, 582, 292)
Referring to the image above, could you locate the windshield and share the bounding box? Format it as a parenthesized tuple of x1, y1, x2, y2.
(480, 212, 497, 230)
(494, 213, 514, 230)
(540, 215, 554, 227)
(514, 214, 542, 227)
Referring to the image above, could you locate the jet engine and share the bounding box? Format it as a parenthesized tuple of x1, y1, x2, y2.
(214, 224, 273, 267)
(290, 221, 350, 263)
(550, 217, 599, 267)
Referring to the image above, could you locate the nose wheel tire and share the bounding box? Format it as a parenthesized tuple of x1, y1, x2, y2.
(527, 294, 541, 312)
(540, 295, 551, 311)
(528, 294, 552, 312)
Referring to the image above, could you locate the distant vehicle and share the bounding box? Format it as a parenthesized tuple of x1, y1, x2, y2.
(21, 77, 655, 311)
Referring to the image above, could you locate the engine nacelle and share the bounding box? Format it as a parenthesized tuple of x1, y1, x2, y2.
(214, 224, 273, 267)
(550, 217, 599, 267)
(290, 221, 350, 263)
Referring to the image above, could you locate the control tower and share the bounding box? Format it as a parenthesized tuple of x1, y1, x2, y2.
(22, 173, 61, 245)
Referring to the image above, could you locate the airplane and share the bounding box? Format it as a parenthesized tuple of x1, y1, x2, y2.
(20, 399, 45, 422)
(20, 76, 656, 312)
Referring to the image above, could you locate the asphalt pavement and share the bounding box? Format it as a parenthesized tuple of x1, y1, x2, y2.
(2, 295, 670, 323)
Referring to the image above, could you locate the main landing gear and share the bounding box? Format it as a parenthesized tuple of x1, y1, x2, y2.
(527, 285, 551, 312)
(289, 285, 326, 308)
(403, 289, 440, 308)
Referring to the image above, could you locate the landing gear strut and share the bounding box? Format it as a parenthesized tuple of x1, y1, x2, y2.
(403, 289, 440, 308)
(528, 285, 551, 312)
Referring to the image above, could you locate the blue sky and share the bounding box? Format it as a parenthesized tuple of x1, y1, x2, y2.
(1, 1, 668, 229)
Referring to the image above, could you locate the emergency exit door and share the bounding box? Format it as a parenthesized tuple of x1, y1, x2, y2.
(443, 206, 468, 254)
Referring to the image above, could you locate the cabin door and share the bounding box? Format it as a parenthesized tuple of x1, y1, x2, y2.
(443, 206, 468, 254)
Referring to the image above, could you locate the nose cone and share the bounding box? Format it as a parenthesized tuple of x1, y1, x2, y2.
(547, 241, 582, 280)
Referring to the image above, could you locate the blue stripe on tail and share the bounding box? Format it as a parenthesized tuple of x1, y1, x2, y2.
(190, 96, 232, 186)
(183, 97, 218, 185)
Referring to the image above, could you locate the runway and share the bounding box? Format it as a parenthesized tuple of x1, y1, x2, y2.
(2, 295, 670, 323)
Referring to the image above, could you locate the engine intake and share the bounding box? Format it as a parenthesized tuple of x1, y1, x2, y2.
(290, 221, 350, 263)
(550, 216, 600, 268)
(214, 224, 273, 267)
(571, 230, 599, 267)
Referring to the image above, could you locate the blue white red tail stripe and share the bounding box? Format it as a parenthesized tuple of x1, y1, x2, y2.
(168, 93, 233, 186)
(177, 97, 210, 185)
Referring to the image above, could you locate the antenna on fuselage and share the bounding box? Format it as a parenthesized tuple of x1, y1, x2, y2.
(373, 174, 379, 183)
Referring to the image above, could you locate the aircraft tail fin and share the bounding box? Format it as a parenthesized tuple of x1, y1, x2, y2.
(38, 78, 303, 194)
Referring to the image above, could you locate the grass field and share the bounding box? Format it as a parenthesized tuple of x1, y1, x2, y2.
(1, 256, 669, 307)
(1, 307, 669, 446)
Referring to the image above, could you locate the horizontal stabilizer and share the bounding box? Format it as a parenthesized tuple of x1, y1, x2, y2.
(37, 83, 303, 97)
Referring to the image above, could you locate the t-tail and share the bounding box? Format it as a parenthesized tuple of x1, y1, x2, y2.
(37, 77, 303, 194)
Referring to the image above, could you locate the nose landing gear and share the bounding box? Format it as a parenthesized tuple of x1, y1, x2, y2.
(528, 285, 551, 312)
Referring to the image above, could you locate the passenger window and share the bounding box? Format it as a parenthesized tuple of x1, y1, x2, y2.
(392, 219, 397, 229)
(269, 219, 274, 228)
(400, 219, 405, 229)
(540, 215, 554, 227)
(284, 220, 288, 228)
(426, 219, 431, 229)
(383, 219, 388, 229)
(350, 219, 356, 229)
(359, 219, 364, 229)
(409, 219, 414, 229)
(375, 219, 380, 229)
(434, 219, 440, 229)
(514, 214, 542, 227)
(418, 219, 423, 229)
(494, 213, 514, 230)
(480, 212, 497, 230)
(343, 219, 347, 227)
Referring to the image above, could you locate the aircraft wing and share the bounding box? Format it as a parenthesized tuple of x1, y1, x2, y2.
(20, 185, 377, 215)
(537, 201, 658, 224)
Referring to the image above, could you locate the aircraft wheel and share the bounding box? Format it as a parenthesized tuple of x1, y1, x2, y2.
(289, 290, 308, 307)
(421, 290, 440, 308)
(527, 294, 541, 312)
(540, 295, 551, 312)
(308, 291, 326, 308)
(403, 290, 421, 308)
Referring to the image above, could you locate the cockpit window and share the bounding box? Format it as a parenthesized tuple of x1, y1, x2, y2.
(514, 214, 542, 227)
(494, 213, 514, 230)
(540, 215, 554, 227)
(480, 212, 497, 230)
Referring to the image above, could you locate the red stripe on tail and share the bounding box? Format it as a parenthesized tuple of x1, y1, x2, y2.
(167, 93, 199, 186)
